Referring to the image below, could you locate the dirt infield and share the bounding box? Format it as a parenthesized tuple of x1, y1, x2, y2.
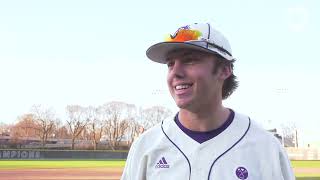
(0, 167, 123, 180)
(294, 167, 320, 174)
(0, 167, 319, 179)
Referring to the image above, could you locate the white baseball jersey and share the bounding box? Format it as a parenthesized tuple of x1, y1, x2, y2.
(121, 112, 295, 180)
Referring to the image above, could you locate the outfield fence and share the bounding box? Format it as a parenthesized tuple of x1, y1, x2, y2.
(0, 149, 128, 160)
(1, 148, 319, 160)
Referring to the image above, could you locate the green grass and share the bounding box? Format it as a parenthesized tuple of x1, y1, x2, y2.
(0, 160, 126, 169)
(295, 174, 320, 178)
(296, 173, 320, 177)
(291, 160, 320, 179)
(291, 160, 320, 168)
(1, 159, 320, 179)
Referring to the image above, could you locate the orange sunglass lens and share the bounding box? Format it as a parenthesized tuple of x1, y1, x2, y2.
(166, 29, 202, 42)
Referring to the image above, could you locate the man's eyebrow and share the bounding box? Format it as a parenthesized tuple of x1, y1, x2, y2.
(165, 51, 194, 62)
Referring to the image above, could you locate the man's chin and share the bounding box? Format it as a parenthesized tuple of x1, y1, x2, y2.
(175, 101, 191, 109)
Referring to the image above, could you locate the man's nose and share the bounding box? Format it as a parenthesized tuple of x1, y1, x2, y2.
(171, 61, 185, 79)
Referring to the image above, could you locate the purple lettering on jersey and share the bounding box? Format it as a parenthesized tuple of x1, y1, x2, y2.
(235, 166, 248, 179)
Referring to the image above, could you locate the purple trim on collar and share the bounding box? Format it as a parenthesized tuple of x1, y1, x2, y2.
(174, 109, 235, 144)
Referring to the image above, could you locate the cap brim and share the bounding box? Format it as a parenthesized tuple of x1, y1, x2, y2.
(146, 42, 233, 64)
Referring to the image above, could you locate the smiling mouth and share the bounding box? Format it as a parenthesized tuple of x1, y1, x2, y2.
(175, 84, 193, 90)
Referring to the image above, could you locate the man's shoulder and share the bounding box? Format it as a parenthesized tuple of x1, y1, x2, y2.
(234, 111, 282, 146)
(235, 112, 280, 144)
(140, 123, 162, 138)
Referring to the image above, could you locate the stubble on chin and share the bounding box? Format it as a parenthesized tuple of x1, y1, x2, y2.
(174, 97, 193, 110)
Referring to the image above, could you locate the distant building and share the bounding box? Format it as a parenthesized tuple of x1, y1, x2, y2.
(267, 128, 297, 147)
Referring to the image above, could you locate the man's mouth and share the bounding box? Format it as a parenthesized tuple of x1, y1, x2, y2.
(175, 84, 193, 90)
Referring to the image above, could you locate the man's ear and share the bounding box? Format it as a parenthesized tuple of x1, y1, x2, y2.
(219, 64, 232, 80)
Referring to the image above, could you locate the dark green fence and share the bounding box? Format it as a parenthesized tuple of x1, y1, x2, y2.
(0, 149, 128, 159)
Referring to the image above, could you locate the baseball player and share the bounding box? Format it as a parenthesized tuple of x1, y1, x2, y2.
(121, 23, 295, 180)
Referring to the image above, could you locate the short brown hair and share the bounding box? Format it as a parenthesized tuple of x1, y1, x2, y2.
(212, 56, 239, 100)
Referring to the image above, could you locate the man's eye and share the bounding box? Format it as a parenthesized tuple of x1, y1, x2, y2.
(167, 61, 174, 67)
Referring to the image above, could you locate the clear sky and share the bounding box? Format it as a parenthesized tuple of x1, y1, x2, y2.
(0, 0, 319, 146)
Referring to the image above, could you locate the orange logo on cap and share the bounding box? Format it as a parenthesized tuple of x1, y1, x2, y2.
(165, 29, 202, 42)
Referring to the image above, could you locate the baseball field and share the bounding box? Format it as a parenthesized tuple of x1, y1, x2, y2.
(0, 160, 319, 179)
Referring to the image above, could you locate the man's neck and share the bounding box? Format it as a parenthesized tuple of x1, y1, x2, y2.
(178, 105, 230, 132)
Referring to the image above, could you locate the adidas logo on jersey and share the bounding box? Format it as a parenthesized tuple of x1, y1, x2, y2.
(155, 157, 170, 168)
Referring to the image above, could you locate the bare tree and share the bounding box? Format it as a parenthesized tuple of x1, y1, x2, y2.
(11, 114, 38, 138)
(125, 107, 144, 146)
(86, 106, 106, 150)
(9, 114, 39, 148)
(141, 106, 173, 129)
(127, 119, 143, 146)
(66, 105, 90, 150)
(0, 122, 11, 135)
(54, 125, 71, 139)
(31, 105, 59, 147)
(101, 101, 132, 150)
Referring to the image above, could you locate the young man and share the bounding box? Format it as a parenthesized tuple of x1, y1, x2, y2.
(121, 23, 294, 180)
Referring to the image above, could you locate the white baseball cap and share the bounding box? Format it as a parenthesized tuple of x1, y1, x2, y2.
(146, 23, 234, 63)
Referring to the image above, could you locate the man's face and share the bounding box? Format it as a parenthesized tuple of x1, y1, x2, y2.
(166, 50, 225, 111)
